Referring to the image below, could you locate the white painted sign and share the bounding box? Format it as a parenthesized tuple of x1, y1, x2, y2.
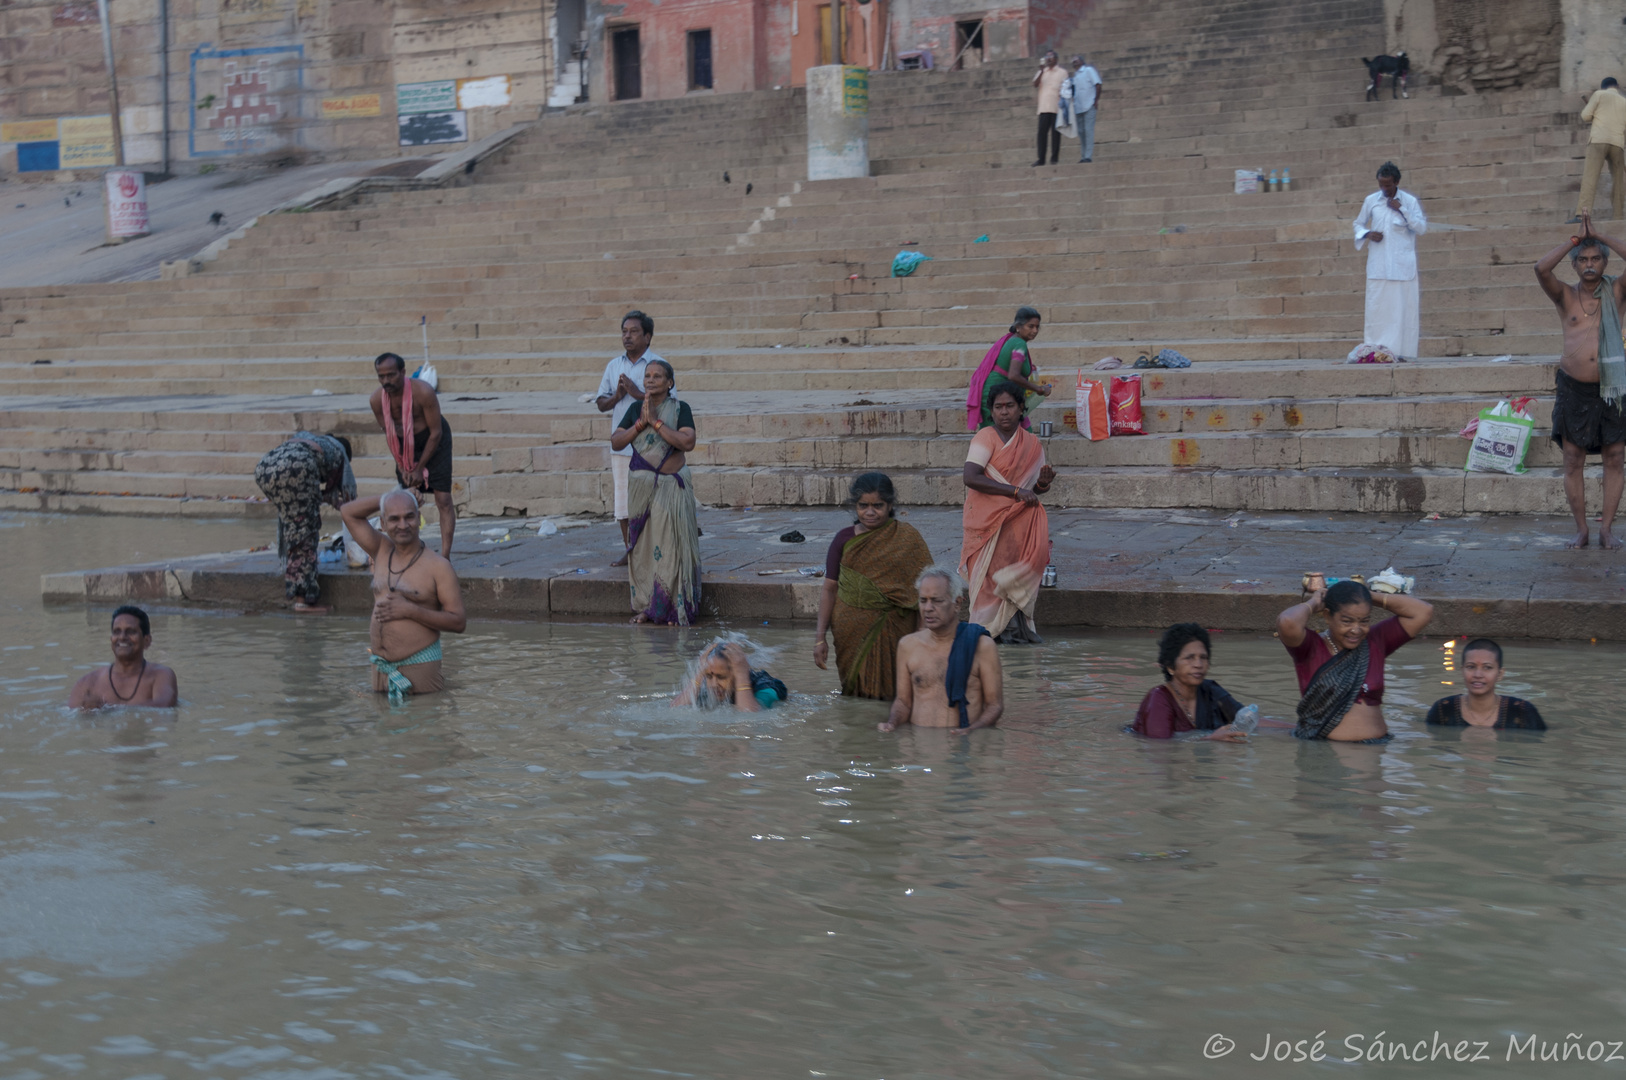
(106, 168, 150, 238)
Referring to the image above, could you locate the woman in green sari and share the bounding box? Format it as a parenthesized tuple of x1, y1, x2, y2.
(966, 305, 1052, 431)
(813, 472, 936, 699)
(609, 360, 701, 625)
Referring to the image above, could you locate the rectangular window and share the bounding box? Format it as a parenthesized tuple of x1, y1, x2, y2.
(688, 29, 713, 90)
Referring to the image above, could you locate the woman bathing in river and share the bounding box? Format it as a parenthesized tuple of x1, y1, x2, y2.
(1426, 638, 1546, 730)
(1277, 580, 1434, 743)
(1128, 623, 1249, 741)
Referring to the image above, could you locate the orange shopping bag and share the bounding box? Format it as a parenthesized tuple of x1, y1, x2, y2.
(1075, 371, 1110, 441)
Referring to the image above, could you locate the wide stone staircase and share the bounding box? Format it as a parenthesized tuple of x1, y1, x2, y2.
(0, 0, 1604, 518)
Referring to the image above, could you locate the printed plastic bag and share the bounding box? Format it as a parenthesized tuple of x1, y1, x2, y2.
(1109, 374, 1145, 436)
(1463, 400, 1534, 474)
(1075, 372, 1110, 441)
(1234, 169, 1260, 194)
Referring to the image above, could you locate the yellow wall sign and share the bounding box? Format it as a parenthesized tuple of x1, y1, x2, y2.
(2, 119, 60, 142)
(58, 115, 116, 167)
(320, 94, 383, 119)
(841, 66, 869, 115)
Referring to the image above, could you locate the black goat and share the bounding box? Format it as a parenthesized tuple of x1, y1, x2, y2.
(1363, 53, 1410, 100)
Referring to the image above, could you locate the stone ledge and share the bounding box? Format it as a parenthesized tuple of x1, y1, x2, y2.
(37, 505, 1626, 641)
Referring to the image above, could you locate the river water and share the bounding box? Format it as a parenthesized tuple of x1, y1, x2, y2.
(1, 511, 1621, 1078)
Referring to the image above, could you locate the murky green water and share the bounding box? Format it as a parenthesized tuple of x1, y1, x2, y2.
(2, 512, 1622, 1077)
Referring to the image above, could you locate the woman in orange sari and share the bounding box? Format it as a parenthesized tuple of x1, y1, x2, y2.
(960, 384, 1054, 643)
(813, 472, 936, 698)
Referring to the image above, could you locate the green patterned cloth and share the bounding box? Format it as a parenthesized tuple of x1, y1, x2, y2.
(371, 640, 442, 703)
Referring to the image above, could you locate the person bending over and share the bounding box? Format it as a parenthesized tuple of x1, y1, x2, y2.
(1128, 622, 1247, 741)
(70, 605, 178, 709)
(1426, 638, 1545, 730)
(341, 488, 466, 701)
(1277, 579, 1433, 743)
(674, 641, 787, 711)
(881, 565, 1003, 732)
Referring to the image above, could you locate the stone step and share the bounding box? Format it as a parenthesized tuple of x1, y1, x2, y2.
(457, 462, 1599, 519)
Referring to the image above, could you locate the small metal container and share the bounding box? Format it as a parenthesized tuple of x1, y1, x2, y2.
(1042, 564, 1058, 587)
(1038, 420, 1054, 438)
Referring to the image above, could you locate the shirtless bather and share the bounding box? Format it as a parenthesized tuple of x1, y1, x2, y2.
(341, 489, 466, 699)
(881, 566, 1003, 731)
(1534, 214, 1626, 548)
(69, 605, 178, 709)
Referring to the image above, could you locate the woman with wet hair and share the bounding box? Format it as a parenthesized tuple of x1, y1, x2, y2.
(814, 471, 935, 698)
(1277, 579, 1434, 742)
(966, 305, 1051, 431)
(1128, 622, 1248, 740)
(1426, 638, 1545, 730)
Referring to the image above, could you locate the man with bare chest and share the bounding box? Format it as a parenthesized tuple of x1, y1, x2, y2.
(370, 353, 457, 557)
(341, 489, 466, 699)
(881, 566, 1004, 732)
(1535, 214, 1626, 548)
(69, 606, 178, 709)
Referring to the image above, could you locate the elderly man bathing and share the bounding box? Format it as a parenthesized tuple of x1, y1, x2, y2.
(881, 565, 1004, 732)
(1534, 214, 1626, 548)
(341, 489, 466, 699)
(69, 605, 178, 709)
(370, 352, 456, 558)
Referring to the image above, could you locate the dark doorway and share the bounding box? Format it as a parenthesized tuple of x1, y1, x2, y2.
(688, 29, 713, 90)
(955, 19, 985, 69)
(612, 26, 642, 100)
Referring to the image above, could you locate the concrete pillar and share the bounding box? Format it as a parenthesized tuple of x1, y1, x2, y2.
(806, 64, 868, 181)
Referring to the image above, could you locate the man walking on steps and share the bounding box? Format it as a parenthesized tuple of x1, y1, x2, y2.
(1032, 51, 1067, 167)
(1571, 78, 1626, 224)
(595, 310, 666, 566)
(1535, 214, 1626, 549)
(1068, 54, 1102, 163)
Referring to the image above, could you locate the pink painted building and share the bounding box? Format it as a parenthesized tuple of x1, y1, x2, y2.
(562, 0, 1088, 104)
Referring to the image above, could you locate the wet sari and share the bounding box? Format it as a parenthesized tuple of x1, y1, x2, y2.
(830, 519, 934, 699)
(960, 425, 1051, 639)
(624, 397, 701, 625)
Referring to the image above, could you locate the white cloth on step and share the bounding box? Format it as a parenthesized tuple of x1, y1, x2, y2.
(1362, 277, 1420, 360)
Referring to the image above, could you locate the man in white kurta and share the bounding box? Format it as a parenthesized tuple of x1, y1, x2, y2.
(1353, 162, 1428, 359)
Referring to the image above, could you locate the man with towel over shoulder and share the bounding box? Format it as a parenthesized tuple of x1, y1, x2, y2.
(880, 566, 1004, 732)
(1535, 213, 1626, 548)
(370, 352, 457, 558)
(342, 488, 466, 700)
